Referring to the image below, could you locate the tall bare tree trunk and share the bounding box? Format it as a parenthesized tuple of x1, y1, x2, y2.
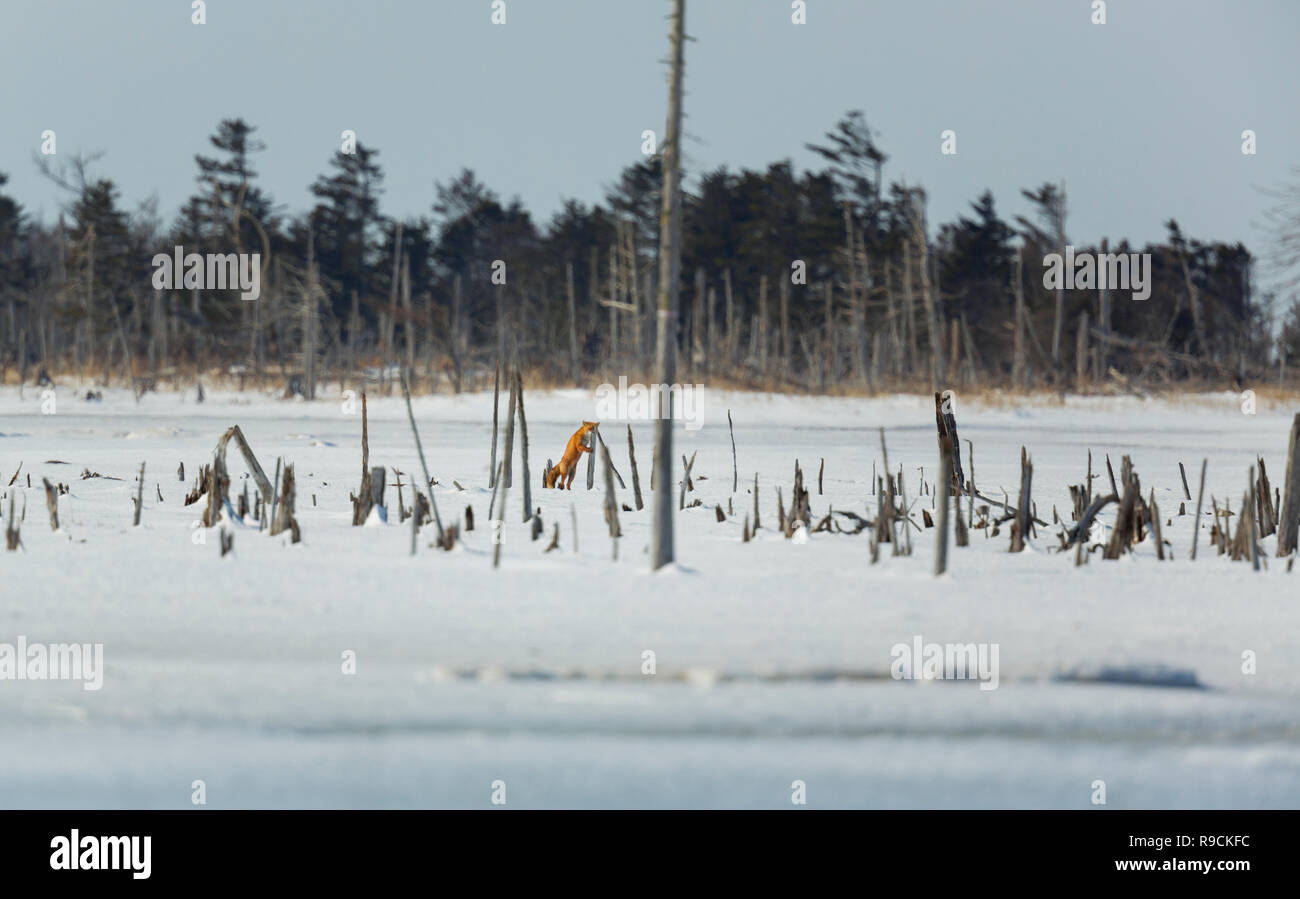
(911, 191, 942, 390)
(651, 0, 685, 571)
(1097, 236, 1111, 379)
(1013, 246, 1027, 388)
(566, 261, 579, 386)
(304, 228, 318, 400)
(778, 275, 790, 380)
(902, 240, 914, 373)
(1050, 179, 1066, 369)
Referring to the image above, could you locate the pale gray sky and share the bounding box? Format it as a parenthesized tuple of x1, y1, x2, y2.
(2, 0, 1296, 261)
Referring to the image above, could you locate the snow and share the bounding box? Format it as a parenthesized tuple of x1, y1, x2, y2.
(0, 384, 1297, 808)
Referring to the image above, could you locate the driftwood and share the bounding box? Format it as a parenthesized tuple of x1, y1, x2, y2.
(678, 451, 697, 510)
(215, 426, 274, 505)
(594, 427, 625, 488)
(1067, 493, 1118, 546)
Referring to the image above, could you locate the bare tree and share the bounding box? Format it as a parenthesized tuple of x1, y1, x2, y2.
(651, 0, 686, 571)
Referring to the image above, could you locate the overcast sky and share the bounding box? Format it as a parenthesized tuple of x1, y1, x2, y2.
(2, 0, 1296, 265)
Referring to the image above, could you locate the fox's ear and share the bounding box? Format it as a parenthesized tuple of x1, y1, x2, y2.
(583, 420, 596, 428)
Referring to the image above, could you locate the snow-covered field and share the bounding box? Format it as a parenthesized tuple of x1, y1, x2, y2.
(1, 384, 1297, 808)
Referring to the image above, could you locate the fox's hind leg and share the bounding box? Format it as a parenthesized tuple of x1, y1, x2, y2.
(564, 465, 578, 489)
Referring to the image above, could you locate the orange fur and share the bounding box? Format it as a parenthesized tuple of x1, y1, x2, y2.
(545, 422, 598, 489)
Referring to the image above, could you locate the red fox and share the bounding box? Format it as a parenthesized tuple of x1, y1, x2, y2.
(545, 421, 598, 489)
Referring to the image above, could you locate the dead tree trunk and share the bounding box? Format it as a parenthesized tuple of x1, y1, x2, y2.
(935, 437, 952, 574)
(650, 0, 691, 571)
(43, 477, 59, 531)
(1191, 458, 1207, 560)
(602, 442, 621, 559)
(516, 370, 533, 522)
(502, 369, 517, 489)
(1277, 414, 1300, 556)
(628, 425, 644, 511)
(1010, 447, 1032, 552)
(489, 362, 500, 488)
(934, 391, 965, 493)
(270, 464, 299, 541)
(133, 462, 145, 526)
(566, 261, 580, 386)
(400, 370, 445, 546)
(1013, 247, 1027, 388)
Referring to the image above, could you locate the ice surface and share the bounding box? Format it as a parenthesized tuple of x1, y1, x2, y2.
(0, 386, 1296, 808)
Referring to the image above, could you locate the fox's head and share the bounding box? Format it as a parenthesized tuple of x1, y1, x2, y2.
(580, 421, 597, 446)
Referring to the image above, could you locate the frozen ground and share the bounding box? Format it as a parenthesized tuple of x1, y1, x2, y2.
(0, 384, 1297, 808)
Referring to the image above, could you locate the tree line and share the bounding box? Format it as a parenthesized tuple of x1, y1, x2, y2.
(0, 113, 1288, 396)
